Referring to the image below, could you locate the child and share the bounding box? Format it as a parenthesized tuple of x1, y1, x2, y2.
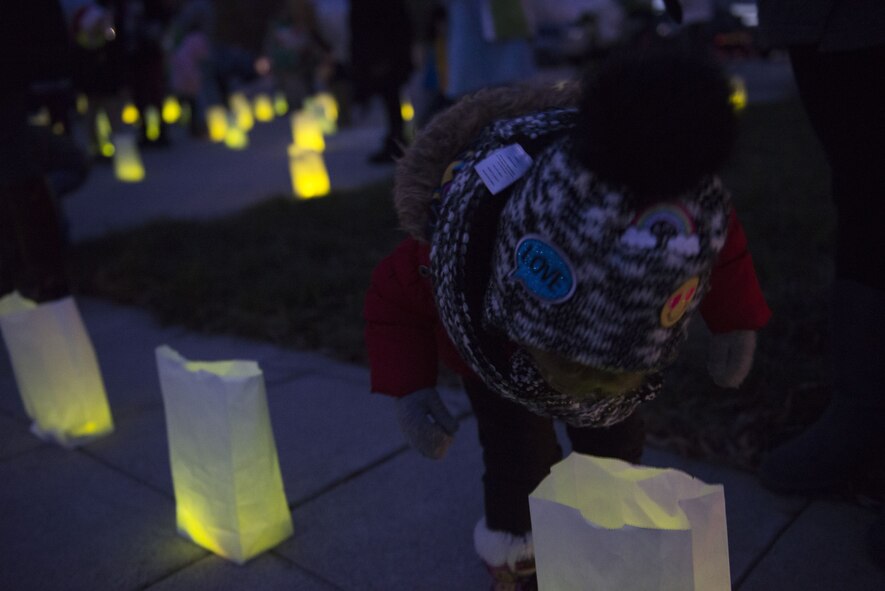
(364, 49, 771, 589)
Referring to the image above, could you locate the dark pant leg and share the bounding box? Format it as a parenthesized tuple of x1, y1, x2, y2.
(788, 43, 885, 292)
(378, 82, 405, 146)
(0, 195, 21, 297)
(463, 378, 562, 535)
(0, 175, 69, 302)
(28, 125, 90, 197)
(566, 410, 646, 464)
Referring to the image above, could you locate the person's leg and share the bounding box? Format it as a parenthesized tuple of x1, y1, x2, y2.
(463, 378, 561, 588)
(758, 44, 885, 495)
(787, 43, 885, 292)
(133, 54, 170, 146)
(0, 175, 70, 302)
(566, 410, 646, 465)
(464, 377, 562, 534)
(369, 82, 406, 163)
(28, 125, 91, 198)
(0, 194, 21, 297)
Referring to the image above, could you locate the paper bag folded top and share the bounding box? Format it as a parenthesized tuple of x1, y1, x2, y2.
(156, 345, 293, 564)
(529, 453, 731, 591)
(0, 292, 113, 447)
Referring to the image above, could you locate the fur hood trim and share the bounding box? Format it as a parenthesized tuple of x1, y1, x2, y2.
(394, 81, 581, 240)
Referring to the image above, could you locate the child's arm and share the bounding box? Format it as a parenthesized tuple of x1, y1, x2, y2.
(700, 208, 772, 387)
(364, 237, 441, 397)
(364, 237, 458, 458)
(700, 208, 772, 333)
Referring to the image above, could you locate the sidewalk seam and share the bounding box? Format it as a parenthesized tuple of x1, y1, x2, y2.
(733, 499, 813, 589)
(271, 551, 350, 591)
(79, 446, 174, 501)
(290, 447, 409, 510)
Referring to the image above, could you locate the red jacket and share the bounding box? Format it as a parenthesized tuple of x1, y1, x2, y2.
(364, 209, 772, 398)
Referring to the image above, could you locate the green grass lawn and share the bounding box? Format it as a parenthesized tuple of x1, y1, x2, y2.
(70, 181, 404, 362)
(70, 99, 835, 470)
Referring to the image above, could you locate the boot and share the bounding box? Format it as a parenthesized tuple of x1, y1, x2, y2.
(758, 279, 885, 494)
(474, 517, 537, 591)
(367, 133, 405, 165)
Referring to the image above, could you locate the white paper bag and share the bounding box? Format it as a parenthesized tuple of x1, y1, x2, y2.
(0, 292, 114, 447)
(529, 453, 730, 591)
(156, 345, 293, 564)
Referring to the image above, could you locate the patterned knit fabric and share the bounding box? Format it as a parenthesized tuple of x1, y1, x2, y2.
(430, 109, 729, 427)
(485, 138, 732, 371)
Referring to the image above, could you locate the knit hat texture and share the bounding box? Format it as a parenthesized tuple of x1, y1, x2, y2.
(428, 50, 737, 426)
(484, 138, 731, 372)
(431, 110, 660, 427)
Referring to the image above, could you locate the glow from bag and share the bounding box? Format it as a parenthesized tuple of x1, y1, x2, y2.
(0, 292, 114, 447)
(529, 453, 731, 590)
(156, 345, 293, 564)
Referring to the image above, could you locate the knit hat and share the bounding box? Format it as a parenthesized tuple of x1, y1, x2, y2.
(483, 141, 731, 372)
(429, 50, 737, 427)
(431, 110, 665, 427)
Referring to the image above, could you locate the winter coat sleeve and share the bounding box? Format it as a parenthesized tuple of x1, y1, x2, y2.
(700, 208, 773, 333)
(364, 237, 440, 397)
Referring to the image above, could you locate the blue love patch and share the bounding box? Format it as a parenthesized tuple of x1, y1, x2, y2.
(512, 236, 576, 303)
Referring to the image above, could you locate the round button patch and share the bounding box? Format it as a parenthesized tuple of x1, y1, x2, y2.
(660, 276, 700, 328)
(512, 236, 576, 303)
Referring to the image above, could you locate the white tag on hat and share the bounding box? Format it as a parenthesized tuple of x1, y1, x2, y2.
(475, 144, 534, 195)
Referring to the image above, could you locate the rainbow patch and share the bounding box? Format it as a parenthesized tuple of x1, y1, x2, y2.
(632, 202, 696, 236)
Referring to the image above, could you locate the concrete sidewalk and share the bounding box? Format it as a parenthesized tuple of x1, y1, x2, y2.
(2, 60, 883, 590)
(2, 297, 882, 590)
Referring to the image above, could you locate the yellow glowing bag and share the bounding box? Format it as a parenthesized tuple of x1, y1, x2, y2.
(529, 453, 731, 591)
(155, 345, 293, 564)
(0, 292, 113, 447)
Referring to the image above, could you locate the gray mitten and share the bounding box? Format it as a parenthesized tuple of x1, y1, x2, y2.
(395, 388, 459, 459)
(707, 330, 757, 388)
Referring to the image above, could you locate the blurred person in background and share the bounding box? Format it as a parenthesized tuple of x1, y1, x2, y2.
(68, 0, 128, 161)
(532, 0, 627, 65)
(677, 0, 714, 55)
(126, 0, 176, 147)
(312, 0, 352, 126)
(755, 0, 885, 569)
(349, 0, 415, 164)
(265, 0, 332, 109)
(213, 0, 282, 103)
(1, 0, 84, 302)
(169, 0, 216, 137)
(442, 0, 536, 102)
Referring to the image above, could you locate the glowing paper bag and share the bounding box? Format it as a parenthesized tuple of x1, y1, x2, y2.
(156, 345, 293, 564)
(529, 453, 730, 591)
(290, 110, 325, 152)
(224, 120, 249, 150)
(229, 92, 254, 131)
(162, 95, 182, 124)
(0, 292, 114, 447)
(253, 93, 275, 122)
(112, 132, 145, 182)
(206, 105, 228, 142)
(305, 93, 337, 135)
(288, 145, 330, 199)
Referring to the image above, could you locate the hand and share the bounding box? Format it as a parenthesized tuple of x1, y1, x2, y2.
(395, 388, 459, 459)
(707, 330, 757, 388)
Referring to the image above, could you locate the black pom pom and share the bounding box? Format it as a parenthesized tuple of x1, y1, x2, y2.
(571, 48, 737, 202)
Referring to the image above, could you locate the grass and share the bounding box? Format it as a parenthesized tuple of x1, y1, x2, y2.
(70, 99, 835, 471)
(70, 181, 404, 362)
(646, 99, 835, 469)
